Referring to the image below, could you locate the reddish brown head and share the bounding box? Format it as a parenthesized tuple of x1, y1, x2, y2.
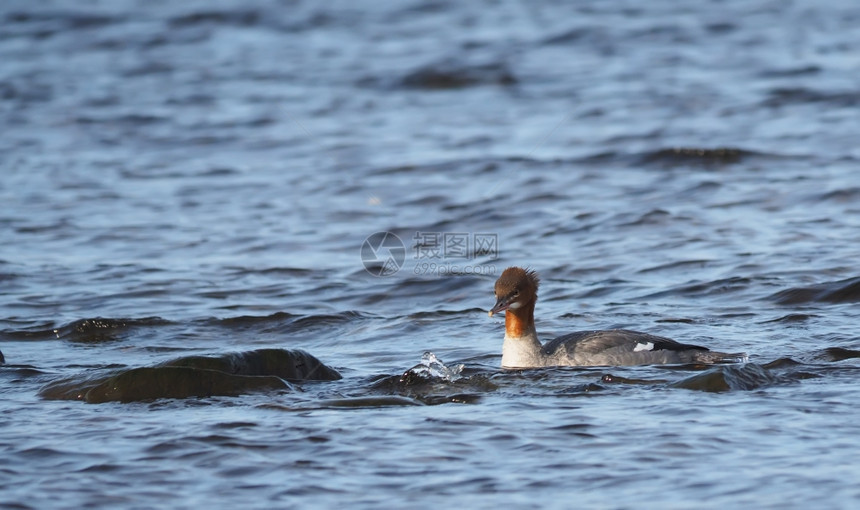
(489, 267, 540, 317)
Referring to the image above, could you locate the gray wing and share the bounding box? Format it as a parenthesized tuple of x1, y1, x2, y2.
(542, 329, 708, 357)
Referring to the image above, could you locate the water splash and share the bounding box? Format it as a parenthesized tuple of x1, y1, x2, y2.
(407, 351, 464, 382)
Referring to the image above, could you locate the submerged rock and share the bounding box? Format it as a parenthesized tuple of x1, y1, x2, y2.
(39, 371, 114, 401)
(399, 60, 517, 89)
(637, 147, 748, 166)
(161, 348, 342, 381)
(671, 363, 777, 392)
(39, 348, 340, 403)
(314, 396, 425, 408)
(368, 352, 495, 405)
(817, 347, 860, 362)
(84, 367, 290, 404)
(0, 349, 4, 364)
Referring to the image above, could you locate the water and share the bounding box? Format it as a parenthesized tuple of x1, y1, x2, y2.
(2, 0, 860, 507)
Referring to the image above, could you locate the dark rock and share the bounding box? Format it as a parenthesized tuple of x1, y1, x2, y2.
(39, 348, 341, 403)
(671, 363, 776, 392)
(83, 367, 290, 404)
(161, 348, 342, 381)
(817, 347, 860, 362)
(399, 60, 516, 89)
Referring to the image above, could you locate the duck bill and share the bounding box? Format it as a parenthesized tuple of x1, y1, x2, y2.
(488, 298, 510, 317)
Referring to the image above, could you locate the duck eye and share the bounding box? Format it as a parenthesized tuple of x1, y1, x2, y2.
(512, 291, 519, 298)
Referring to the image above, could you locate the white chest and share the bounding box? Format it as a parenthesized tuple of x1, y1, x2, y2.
(501, 333, 545, 369)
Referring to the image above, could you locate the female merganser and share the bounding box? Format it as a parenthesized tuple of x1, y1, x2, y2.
(488, 267, 742, 368)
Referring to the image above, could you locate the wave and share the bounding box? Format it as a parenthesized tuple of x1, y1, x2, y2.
(639, 276, 755, 300)
(359, 58, 517, 90)
(769, 276, 860, 305)
(632, 147, 758, 167)
(168, 9, 260, 28)
(761, 313, 819, 324)
(0, 311, 376, 342)
(0, 317, 172, 342)
(763, 87, 860, 108)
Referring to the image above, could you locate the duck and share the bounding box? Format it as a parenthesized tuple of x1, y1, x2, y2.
(488, 267, 743, 368)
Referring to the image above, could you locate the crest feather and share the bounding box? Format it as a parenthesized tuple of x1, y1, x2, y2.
(524, 268, 540, 290)
(495, 266, 540, 296)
